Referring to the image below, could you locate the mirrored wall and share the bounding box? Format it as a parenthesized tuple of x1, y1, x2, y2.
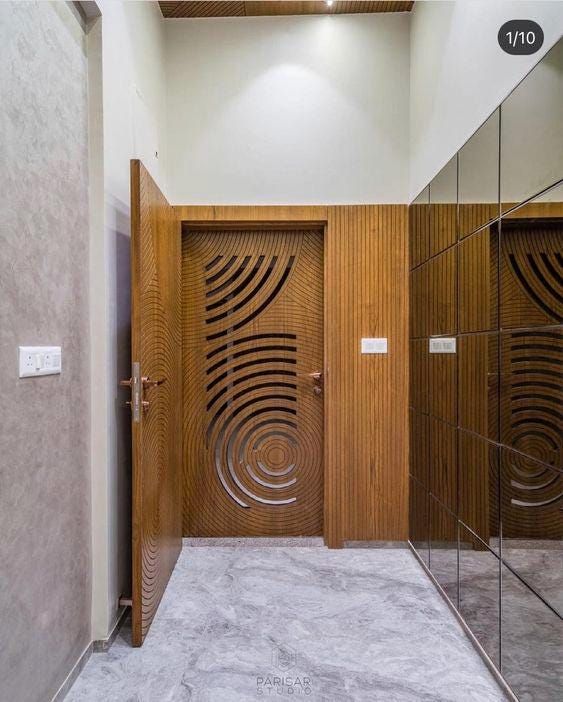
(409, 37, 562, 702)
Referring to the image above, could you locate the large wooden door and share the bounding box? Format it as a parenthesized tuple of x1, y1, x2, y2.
(129, 161, 182, 646)
(183, 228, 324, 536)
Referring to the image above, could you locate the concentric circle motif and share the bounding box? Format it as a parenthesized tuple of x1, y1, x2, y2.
(183, 229, 324, 536)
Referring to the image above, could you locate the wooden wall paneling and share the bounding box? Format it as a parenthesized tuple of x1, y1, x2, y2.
(175, 205, 328, 224)
(177, 205, 409, 548)
(324, 205, 409, 545)
(130, 161, 183, 646)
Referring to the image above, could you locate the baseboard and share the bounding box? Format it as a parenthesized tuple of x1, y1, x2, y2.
(182, 536, 325, 547)
(407, 542, 518, 702)
(344, 540, 409, 549)
(50, 641, 93, 702)
(93, 605, 129, 652)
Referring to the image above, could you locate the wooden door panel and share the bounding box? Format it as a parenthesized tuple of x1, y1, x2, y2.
(130, 160, 182, 646)
(183, 229, 323, 536)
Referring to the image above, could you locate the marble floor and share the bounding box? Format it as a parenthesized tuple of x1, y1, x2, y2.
(67, 544, 507, 701)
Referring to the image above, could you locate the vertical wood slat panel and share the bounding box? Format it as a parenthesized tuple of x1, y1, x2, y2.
(325, 205, 409, 545)
(175, 204, 409, 548)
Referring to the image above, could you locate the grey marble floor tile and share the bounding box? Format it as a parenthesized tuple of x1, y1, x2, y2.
(67, 547, 506, 702)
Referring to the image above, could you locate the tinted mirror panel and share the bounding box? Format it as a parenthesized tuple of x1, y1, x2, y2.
(410, 186, 430, 269)
(501, 563, 563, 701)
(429, 496, 458, 605)
(459, 526, 500, 667)
(459, 110, 500, 238)
(429, 156, 457, 256)
(458, 224, 499, 333)
(500, 182, 563, 331)
(499, 328, 562, 466)
(501, 38, 563, 211)
(409, 476, 429, 567)
(500, 448, 562, 615)
(459, 435, 499, 552)
(458, 333, 499, 443)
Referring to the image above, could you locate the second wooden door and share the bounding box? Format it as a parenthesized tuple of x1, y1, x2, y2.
(183, 228, 324, 536)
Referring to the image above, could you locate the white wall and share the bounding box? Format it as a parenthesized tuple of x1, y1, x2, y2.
(91, 0, 168, 640)
(165, 14, 410, 204)
(409, 0, 563, 200)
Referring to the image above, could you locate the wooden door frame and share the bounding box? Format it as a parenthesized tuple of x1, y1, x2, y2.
(175, 205, 339, 545)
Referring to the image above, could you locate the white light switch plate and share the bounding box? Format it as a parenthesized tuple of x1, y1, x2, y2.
(429, 337, 456, 354)
(19, 346, 62, 377)
(361, 338, 388, 354)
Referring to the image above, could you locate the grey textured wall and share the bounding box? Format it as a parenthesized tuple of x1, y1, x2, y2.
(0, 3, 91, 701)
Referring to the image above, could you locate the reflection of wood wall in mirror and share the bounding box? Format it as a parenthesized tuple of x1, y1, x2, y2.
(428, 247, 457, 335)
(459, 203, 499, 240)
(409, 201, 429, 268)
(458, 334, 499, 441)
(410, 338, 429, 413)
(409, 410, 429, 486)
(410, 263, 430, 338)
(429, 417, 457, 513)
(459, 225, 498, 333)
(502, 200, 563, 219)
(429, 351, 456, 424)
(458, 432, 498, 549)
(429, 203, 456, 256)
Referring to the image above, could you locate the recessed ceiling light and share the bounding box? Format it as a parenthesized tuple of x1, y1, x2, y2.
(326, 1, 334, 7)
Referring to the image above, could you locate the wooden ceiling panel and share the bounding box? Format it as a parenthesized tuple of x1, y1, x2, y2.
(159, 1, 414, 18)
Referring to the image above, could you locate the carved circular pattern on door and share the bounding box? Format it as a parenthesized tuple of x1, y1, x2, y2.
(183, 229, 324, 536)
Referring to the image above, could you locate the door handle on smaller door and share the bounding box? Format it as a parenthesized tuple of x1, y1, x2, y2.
(308, 371, 323, 382)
